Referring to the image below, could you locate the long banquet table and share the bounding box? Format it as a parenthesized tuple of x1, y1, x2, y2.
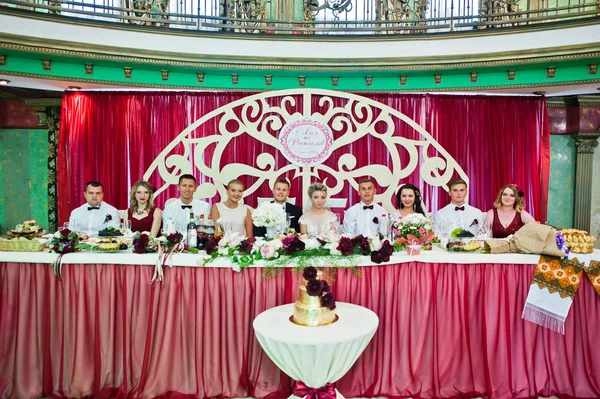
(1, 249, 599, 399)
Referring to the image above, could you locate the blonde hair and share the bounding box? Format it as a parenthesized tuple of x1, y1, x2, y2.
(493, 184, 524, 212)
(227, 179, 245, 189)
(129, 180, 156, 213)
(307, 183, 328, 198)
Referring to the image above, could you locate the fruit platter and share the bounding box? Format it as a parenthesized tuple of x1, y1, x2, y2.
(98, 226, 124, 237)
(446, 228, 481, 251)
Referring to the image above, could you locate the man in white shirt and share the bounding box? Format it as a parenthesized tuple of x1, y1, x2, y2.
(433, 178, 483, 238)
(342, 179, 389, 238)
(69, 181, 120, 237)
(162, 174, 210, 233)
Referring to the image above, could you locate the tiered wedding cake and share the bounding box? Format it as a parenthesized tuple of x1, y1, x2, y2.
(291, 267, 337, 326)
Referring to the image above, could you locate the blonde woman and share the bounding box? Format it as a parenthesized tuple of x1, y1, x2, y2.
(127, 180, 162, 237)
(484, 184, 535, 238)
(299, 183, 339, 238)
(210, 179, 253, 237)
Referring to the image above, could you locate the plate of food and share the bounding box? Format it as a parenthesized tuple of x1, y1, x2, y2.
(91, 237, 129, 252)
(97, 226, 124, 237)
(446, 240, 482, 252)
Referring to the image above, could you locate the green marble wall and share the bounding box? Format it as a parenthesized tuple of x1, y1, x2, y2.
(547, 134, 575, 228)
(0, 129, 49, 234)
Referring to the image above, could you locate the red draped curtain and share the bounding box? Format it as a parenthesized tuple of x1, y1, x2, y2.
(58, 92, 549, 223)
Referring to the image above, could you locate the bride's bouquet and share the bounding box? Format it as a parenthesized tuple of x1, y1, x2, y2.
(252, 202, 287, 227)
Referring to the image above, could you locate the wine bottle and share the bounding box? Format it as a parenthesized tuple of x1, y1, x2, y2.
(187, 212, 198, 248)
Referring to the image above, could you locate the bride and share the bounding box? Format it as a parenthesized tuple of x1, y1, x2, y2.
(299, 183, 339, 238)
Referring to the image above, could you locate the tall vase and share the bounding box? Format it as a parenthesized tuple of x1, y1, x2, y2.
(266, 226, 277, 239)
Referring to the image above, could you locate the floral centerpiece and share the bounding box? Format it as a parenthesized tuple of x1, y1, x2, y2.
(252, 202, 287, 237)
(393, 213, 435, 252)
(49, 228, 80, 276)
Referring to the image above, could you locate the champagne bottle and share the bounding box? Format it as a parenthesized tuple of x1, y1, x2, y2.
(187, 212, 198, 248)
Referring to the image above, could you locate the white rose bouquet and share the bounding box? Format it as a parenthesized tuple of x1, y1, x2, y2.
(252, 202, 287, 227)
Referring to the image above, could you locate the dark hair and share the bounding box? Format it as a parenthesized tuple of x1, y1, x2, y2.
(447, 178, 467, 190)
(178, 174, 197, 185)
(396, 184, 426, 216)
(273, 178, 290, 188)
(84, 181, 103, 191)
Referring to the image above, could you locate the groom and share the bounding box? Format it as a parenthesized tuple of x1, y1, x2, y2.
(253, 178, 303, 237)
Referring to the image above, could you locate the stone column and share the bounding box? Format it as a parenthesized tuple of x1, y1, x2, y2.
(570, 131, 599, 232)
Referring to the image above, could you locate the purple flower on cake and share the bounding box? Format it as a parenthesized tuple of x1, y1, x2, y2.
(321, 292, 336, 310)
(303, 266, 318, 281)
(306, 279, 323, 296)
(320, 280, 330, 292)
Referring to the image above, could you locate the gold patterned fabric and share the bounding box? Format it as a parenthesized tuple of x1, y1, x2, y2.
(584, 261, 600, 297)
(532, 255, 584, 300)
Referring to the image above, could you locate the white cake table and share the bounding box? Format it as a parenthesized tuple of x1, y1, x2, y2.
(253, 302, 379, 399)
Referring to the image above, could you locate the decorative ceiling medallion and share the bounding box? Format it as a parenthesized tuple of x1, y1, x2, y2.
(590, 63, 598, 75)
(507, 70, 516, 80)
(0, 54, 6, 66)
(84, 63, 93, 75)
(365, 76, 373, 86)
(197, 72, 205, 83)
(161, 70, 169, 81)
(124, 67, 132, 79)
(265, 75, 272, 86)
(434, 74, 442, 84)
(279, 117, 335, 167)
(42, 59, 51, 70)
(547, 67, 556, 79)
(231, 74, 239, 84)
(331, 76, 339, 86)
(400, 75, 407, 86)
(298, 76, 306, 87)
(470, 72, 478, 83)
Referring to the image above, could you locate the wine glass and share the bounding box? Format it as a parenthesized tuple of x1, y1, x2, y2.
(122, 220, 132, 236)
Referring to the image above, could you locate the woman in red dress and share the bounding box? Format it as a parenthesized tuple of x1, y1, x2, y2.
(127, 180, 162, 237)
(484, 184, 535, 238)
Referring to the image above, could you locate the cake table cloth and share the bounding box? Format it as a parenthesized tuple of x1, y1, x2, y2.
(253, 302, 378, 399)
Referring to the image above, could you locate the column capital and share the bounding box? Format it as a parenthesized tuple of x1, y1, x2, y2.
(570, 132, 600, 154)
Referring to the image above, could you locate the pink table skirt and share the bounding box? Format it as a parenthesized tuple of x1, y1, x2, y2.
(1, 262, 599, 399)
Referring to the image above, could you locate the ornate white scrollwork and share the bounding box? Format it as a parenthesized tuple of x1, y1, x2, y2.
(144, 89, 468, 212)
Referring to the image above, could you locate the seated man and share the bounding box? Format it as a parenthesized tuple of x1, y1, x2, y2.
(433, 178, 483, 238)
(69, 181, 120, 236)
(342, 178, 388, 238)
(253, 178, 303, 237)
(162, 174, 210, 233)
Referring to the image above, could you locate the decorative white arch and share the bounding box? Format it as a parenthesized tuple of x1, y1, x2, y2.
(143, 89, 468, 212)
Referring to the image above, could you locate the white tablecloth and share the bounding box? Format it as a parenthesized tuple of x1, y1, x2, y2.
(253, 302, 378, 399)
(0, 246, 558, 267)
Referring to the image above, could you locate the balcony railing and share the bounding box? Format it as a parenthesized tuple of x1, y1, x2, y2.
(1, 0, 599, 35)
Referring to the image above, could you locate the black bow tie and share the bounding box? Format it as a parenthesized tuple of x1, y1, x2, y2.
(87, 206, 100, 210)
(455, 206, 465, 211)
(363, 205, 374, 210)
(181, 205, 192, 209)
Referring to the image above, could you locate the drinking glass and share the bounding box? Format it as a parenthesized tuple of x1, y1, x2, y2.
(122, 220, 132, 235)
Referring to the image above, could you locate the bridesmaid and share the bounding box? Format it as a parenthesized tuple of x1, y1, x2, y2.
(127, 180, 162, 237)
(484, 184, 535, 238)
(210, 179, 253, 237)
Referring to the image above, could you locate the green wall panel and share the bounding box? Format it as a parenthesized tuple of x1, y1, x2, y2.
(547, 134, 575, 228)
(0, 129, 49, 234)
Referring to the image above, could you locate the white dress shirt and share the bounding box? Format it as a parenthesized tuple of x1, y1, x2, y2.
(342, 202, 389, 238)
(69, 202, 120, 237)
(162, 198, 210, 233)
(433, 203, 483, 238)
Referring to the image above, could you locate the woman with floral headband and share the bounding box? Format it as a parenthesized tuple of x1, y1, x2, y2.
(395, 183, 428, 218)
(484, 184, 535, 238)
